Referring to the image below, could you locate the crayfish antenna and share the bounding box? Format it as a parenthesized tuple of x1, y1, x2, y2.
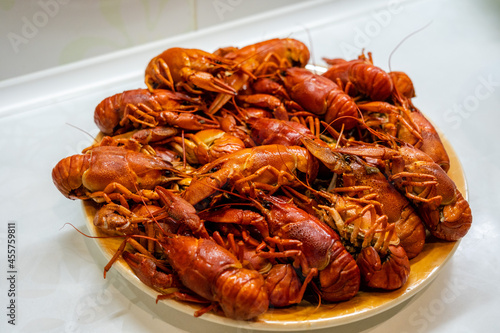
(65, 123, 99, 145)
(388, 21, 433, 72)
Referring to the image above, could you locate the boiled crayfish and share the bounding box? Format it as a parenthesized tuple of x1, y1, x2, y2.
(52, 37, 472, 321)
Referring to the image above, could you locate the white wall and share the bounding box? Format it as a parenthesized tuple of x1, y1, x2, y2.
(0, 0, 303, 80)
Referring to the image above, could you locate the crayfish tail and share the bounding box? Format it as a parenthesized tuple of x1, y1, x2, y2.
(318, 242, 360, 302)
(356, 245, 410, 290)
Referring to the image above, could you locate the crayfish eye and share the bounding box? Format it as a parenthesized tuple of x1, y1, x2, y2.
(262, 200, 271, 209)
(209, 166, 220, 173)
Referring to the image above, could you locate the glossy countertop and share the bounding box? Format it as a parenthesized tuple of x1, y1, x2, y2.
(1, 0, 499, 332)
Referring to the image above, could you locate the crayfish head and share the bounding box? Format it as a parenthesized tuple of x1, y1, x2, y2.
(301, 137, 351, 174)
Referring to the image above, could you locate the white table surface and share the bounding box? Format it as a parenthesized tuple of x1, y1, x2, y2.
(1, 0, 499, 332)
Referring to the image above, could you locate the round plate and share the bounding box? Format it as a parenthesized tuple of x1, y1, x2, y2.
(83, 136, 467, 331)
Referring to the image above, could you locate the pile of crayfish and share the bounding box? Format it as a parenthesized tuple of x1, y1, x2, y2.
(52, 37, 472, 321)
